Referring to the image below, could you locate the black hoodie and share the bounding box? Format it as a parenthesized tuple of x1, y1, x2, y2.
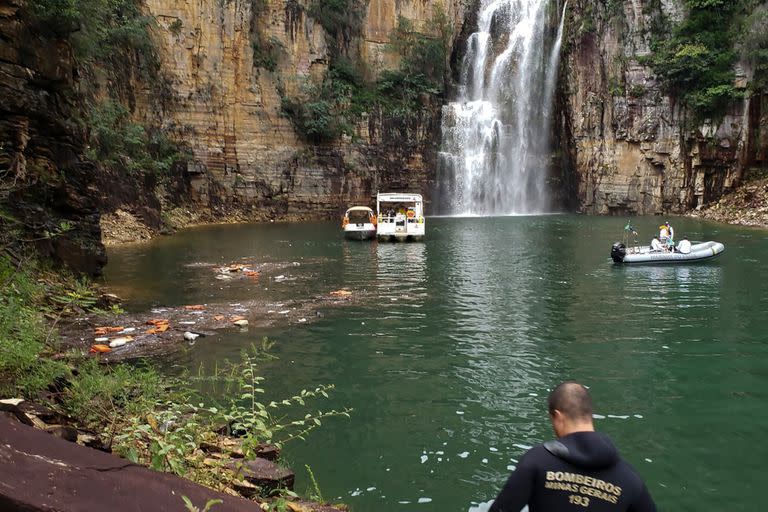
(489, 432, 657, 512)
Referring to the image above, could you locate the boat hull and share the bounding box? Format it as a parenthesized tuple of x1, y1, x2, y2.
(377, 234, 424, 242)
(611, 241, 725, 264)
(343, 228, 376, 241)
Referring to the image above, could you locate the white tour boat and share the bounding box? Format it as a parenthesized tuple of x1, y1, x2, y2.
(342, 206, 377, 241)
(376, 192, 425, 242)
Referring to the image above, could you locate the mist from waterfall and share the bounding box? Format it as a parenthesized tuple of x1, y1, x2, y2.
(437, 0, 567, 215)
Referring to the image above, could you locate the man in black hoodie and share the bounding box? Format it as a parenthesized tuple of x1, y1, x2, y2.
(489, 382, 657, 511)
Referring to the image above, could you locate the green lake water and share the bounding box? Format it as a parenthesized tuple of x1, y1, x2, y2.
(104, 215, 768, 511)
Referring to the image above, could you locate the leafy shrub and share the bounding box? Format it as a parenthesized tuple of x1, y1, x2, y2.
(27, 0, 159, 74)
(252, 37, 283, 72)
(169, 19, 183, 35)
(307, 0, 364, 45)
(642, 0, 758, 121)
(740, 4, 768, 91)
(86, 101, 184, 176)
(281, 10, 451, 142)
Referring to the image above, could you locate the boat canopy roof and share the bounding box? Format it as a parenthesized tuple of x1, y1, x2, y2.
(344, 206, 374, 214)
(377, 193, 422, 203)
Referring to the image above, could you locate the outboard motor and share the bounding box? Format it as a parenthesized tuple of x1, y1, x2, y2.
(611, 242, 627, 263)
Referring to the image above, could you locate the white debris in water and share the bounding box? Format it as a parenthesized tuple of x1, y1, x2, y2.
(398, 501, 411, 504)
(507, 465, 516, 471)
(420, 455, 428, 464)
(456, 411, 465, 415)
(458, 452, 469, 458)
(607, 415, 630, 419)
(662, 345, 670, 349)
(593, 414, 606, 419)
(645, 458, 653, 463)
(386, 468, 391, 472)
(510, 458, 518, 463)
(366, 487, 376, 492)
(437, 457, 443, 462)
(418, 497, 433, 504)
(183, 332, 199, 341)
(482, 458, 488, 464)
(489, 447, 498, 452)
(361, 322, 365, 325)
(350, 489, 362, 497)
(528, 393, 538, 396)
(634, 414, 644, 419)
(468, 500, 495, 512)
(513, 444, 532, 450)
(436, 451, 444, 455)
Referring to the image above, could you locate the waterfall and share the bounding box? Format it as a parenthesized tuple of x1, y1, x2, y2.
(438, 0, 568, 216)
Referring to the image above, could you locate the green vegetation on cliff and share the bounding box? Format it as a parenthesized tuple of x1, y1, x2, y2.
(281, 10, 452, 142)
(643, 0, 768, 121)
(27, 0, 158, 71)
(20, 0, 188, 217)
(87, 101, 184, 177)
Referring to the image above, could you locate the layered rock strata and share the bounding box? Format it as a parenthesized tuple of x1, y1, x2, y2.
(560, 0, 767, 215)
(140, 0, 467, 219)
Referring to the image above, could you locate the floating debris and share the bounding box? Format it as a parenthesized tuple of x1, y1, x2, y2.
(109, 336, 133, 348)
(94, 326, 124, 335)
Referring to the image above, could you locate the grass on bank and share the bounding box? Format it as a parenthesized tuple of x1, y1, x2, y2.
(0, 254, 350, 508)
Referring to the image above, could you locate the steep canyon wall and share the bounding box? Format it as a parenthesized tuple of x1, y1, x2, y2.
(138, 0, 467, 220)
(559, 0, 768, 215)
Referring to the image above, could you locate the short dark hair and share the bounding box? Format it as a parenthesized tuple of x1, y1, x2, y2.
(548, 381, 593, 421)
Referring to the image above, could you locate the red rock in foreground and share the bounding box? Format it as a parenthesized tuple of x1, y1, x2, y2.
(0, 415, 259, 511)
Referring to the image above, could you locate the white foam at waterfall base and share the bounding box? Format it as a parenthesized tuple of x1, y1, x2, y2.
(438, 0, 568, 216)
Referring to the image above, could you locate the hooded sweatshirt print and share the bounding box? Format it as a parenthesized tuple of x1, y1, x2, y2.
(489, 432, 657, 512)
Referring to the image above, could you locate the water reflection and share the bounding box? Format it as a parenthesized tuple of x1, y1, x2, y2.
(102, 216, 768, 512)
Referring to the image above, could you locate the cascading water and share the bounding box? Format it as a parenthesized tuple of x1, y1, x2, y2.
(437, 0, 567, 215)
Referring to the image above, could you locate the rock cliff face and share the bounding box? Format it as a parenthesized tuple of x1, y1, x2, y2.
(0, 0, 106, 273)
(559, 0, 768, 215)
(4, 0, 768, 275)
(139, 0, 467, 219)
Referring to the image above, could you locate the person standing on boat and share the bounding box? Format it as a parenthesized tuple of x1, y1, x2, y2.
(658, 224, 669, 243)
(665, 222, 674, 241)
(488, 382, 657, 512)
